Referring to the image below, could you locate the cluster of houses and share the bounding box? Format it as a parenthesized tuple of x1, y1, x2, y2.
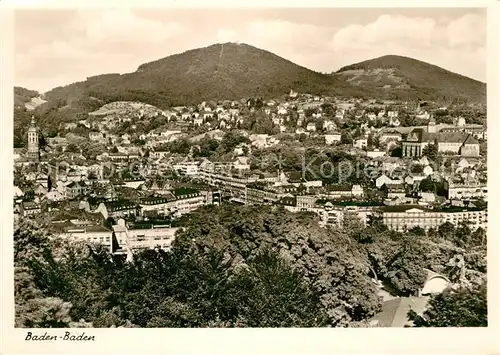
(12, 91, 488, 332)
(14, 91, 487, 256)
(14, 142, 488, 255)
(48, 91, 486, 165)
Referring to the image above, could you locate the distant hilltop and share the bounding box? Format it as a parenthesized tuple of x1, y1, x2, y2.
(336, 55, 485, 104)
(16, 43, 485, 120)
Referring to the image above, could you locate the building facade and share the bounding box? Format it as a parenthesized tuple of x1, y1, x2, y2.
(51, 219, 178, 255)
(379, 205, 487, 231)
(402, 120, 480, 158)
(446, 181, 488, 200)
(172, 188, 206, 217)
(173, 161, 199, 176)
(198, 169, 257, 202)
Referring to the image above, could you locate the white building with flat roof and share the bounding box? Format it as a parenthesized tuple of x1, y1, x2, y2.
(379, 205, 487, 231)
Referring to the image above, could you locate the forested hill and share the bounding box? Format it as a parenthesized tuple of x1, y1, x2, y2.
(14, 86, 39, 107)
(14, 46, 486, 139)
(335, 55, 486, 104)
(41, 46, 486, 111)
(42, 43, 361, 109)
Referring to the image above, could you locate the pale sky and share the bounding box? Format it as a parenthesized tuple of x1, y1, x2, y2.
(14, 8, 486, 93)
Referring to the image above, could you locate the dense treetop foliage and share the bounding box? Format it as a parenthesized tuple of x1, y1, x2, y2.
(408, 282, 487, 327)
(14, 204, 486, 328)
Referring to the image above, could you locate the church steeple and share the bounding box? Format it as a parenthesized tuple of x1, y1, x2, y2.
(27, 116, 40, 161)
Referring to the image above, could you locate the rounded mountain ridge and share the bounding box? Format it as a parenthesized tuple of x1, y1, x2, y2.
(39, 43, 485, 108)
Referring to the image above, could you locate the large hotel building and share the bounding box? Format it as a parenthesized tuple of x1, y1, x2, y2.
(379, 205, 487, 231)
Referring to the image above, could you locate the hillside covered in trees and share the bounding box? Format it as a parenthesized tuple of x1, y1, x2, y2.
(336, 55, 486, 104)
(13, 45, 485, 135)
(42, 43, 359, 110)
(42, 46, 487, 108)
(13, 45, 486, 146)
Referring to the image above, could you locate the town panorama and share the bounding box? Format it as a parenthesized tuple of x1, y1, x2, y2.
(13, 41, 487, 328)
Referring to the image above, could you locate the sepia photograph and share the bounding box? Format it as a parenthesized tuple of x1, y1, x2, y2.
(9, 5, 489, 333)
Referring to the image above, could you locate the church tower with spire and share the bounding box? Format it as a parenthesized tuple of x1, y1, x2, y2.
(27, 116, 40, 161)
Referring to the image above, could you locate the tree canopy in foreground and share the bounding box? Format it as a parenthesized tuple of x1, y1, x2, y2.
(14, 205, 487, 327)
